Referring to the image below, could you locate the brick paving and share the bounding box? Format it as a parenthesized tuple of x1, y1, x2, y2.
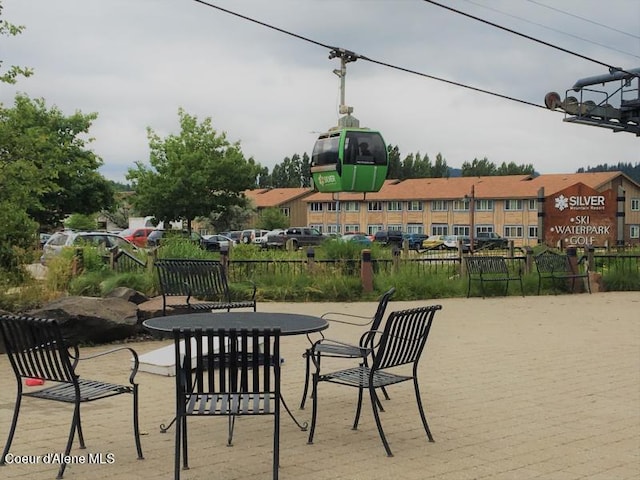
(1, 292, 638, 479)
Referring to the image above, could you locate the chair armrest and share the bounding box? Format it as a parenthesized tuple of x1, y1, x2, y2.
(320, 312, 373, 326)
(358, 329, 384, 351)
(70, 346, 140, 385)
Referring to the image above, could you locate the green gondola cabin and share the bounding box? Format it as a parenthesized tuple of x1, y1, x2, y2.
(311, 128, 388, 193)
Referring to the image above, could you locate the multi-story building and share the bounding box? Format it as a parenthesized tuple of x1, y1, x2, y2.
(244, 187, 311, 228)
(246, 172, 640, 248)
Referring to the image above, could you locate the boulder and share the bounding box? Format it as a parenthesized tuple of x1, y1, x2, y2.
(106, 287, 149, 305)
(26, 296, 141, 346)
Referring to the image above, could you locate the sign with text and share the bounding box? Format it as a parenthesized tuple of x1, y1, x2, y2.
(545, 182, 616, 247)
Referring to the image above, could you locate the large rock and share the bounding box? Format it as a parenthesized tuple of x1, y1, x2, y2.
(26, 296, 141, 345)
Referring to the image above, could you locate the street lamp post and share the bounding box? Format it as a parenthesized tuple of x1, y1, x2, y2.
(466, 185, 475, 254)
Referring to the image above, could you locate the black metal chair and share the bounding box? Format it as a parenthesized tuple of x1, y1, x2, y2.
(173, 327, 281, 480)
(307, 305, 442, 457)
(0, 315, 144, 479)
(299, 287, 395, 410)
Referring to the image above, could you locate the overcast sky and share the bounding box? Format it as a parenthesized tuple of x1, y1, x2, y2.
(2, 0, 639, 183)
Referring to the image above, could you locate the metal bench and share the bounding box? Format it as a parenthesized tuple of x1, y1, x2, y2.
(465, 256, 524, 298)
(534, 252, 591, 294)
(154, 258, 256, 315)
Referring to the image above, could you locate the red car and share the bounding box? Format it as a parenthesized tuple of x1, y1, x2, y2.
(118, 227, 154, 248)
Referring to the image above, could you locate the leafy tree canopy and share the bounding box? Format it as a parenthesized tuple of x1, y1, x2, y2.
(257, 207, 290, 230)
(0, 2, 33, 85)
(0, 94, 114, 229)
(461, 157, 534, 176)
(127, 108, 262, 232)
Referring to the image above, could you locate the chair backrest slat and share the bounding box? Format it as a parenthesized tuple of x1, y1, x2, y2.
(372, 306, 441, 371)
(173, 328, 280, 413)
(0, 315, 76, 384)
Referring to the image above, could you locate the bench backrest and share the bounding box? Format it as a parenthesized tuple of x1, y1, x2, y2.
(155, 259, 230, 299)
(465, 256, 509, 275)
(534, 253, 573, 274)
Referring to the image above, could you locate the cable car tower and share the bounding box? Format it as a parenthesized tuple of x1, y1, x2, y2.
(310, 48, 389, 193)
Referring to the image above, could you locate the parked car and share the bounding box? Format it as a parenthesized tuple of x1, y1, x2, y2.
(40, 231, 137, 265)
(442, 235, 477, 252)
(255, 229, 284, 246)
(373, 230, 404, 247)
(39, 233, 52, 248)
(201, 234, 233, 251)
(225, 231, 243, 245)
(264, 227, 324, 249)
(403, 233, 428, 250)
(146, 229, 220, 251)
(475, 231, 509, 249)
(421, 235, 447, 250)
(240, 229, 270, 245)
(340, 233, 372, 246)
(118, 227, 154, 248)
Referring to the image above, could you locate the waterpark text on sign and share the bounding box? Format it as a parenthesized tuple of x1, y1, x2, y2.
(545, 183, 616, 247)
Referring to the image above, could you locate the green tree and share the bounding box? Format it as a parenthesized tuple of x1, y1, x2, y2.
(387, 144, 402, 179)
(65, 213, 98, 231)
(127, 109, 262, 232)
(0, 2, 33, 85)
(496, 161, 535, 175)
(461, 157, 498, 176)
(433, 153, 450, 178)
(257, 207, 290, 230)
(0, 94, 114, 229)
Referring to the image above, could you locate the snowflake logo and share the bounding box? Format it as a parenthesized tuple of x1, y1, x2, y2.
(555, 195, 569, 211)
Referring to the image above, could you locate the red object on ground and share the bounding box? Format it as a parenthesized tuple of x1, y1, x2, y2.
(25, 378, 45, 386)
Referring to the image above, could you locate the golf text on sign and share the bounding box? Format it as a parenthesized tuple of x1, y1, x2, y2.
(545, 183, 616, 247)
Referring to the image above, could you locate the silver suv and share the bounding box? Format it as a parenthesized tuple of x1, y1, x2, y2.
(40, 231, 136, 265)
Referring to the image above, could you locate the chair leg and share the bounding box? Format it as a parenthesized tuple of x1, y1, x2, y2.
(1, 390, 22, 466)
(57, 404, 81, 479)
(299, 349, 312, 410)
(174, 415, 181, 480)
(182, 416, 189, 470)
(413, 377, 434, 443)
(227, 415, 236, 446)
(132, 386, 144, 459)
(273, 398, 280, 480)
(369, 386, 393, 457)
(352, 385, 364, 430)
(380, 386, 390, 402)
(307, 372, 319, 445)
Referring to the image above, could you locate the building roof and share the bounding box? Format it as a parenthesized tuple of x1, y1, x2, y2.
(244, 187, 311, 207)
(243, 172, 633, 207)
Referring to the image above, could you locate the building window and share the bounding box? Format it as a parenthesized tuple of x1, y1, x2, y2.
(528, 226, 538, 238)
(407, 201, 423, 211)
(326, 202, 338, 211)
(368, 224, 383, 235)
(431, 200, 448, 212)
(368, 201, 383, 211)
(387, 201, 402, 211)
(453, 225, 470, 236)
(631, 225, 640, 238)
(504, 199, 523, 211)
(280, 207, 290, 217)
(406, 224, 424, 234)
(344, 224, 360, 233)
(504, 225, 523, 238)
(309, 202, 323, 212)
(476, 199, 494, 211)
(453, 199, 470, 211)
(327, 224, 340, 234)
(631, 199, 640, 211)
(388, 224, 403, 231)
(343, 201, 359, 212)
(528, 199, 537, 210)
(431, 224, 448, 236)
(476, 225, 494, 234)
(309, 224, 323, 233)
